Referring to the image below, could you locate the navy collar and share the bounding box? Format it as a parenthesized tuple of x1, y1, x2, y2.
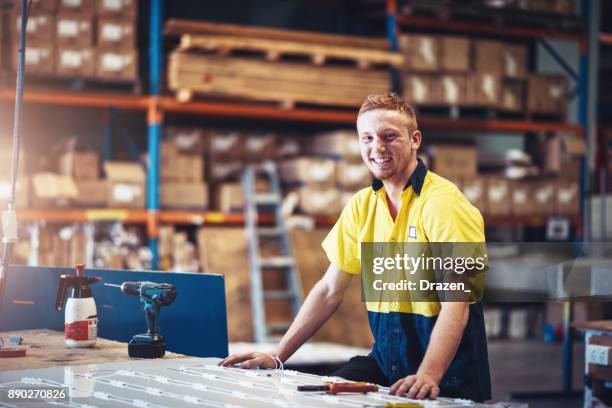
(371, 158, 428, 195)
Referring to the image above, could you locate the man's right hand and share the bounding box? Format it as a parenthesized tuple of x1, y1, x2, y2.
(217, 352, 279, 369)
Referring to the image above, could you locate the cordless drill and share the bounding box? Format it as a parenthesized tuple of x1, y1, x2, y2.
(106, 281, 177, 358)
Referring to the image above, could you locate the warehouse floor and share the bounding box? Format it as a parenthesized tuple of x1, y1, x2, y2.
(489, 339, 584, 407)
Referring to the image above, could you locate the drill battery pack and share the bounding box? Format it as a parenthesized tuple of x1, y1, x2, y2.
(128, 334, 166, 358)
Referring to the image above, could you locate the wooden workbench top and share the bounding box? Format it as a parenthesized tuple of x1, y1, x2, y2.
(574, 320, 612, 332)
(0, 329, 184, 372)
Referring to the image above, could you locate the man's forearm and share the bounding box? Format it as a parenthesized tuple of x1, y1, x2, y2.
(417, 303, 469, 381)
(272, 280, 343, 362)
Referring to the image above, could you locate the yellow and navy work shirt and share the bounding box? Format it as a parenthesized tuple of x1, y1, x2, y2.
(322, 159, 491, 401)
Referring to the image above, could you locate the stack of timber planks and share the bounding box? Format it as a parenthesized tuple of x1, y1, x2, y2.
(166, 20, 401, 108)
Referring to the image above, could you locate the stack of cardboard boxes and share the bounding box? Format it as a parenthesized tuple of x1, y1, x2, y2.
(161, 127, 208, 209)
(11, 0, 137, 81)
(429, 143, 580, 217)
(399, 34, 567, 118)
(60, 151, 106, 207)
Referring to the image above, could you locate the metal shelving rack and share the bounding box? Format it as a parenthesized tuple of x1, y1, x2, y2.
(2, 2, 597, 270)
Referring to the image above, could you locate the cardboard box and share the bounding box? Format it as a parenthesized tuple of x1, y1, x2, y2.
(560, 158, 581, 181)
(56, 46, 96, 76)
(467, 73, 501, 107)
(96, 49, 137, 80)
(177, 155, 204, 183)
(502, 44, 528, 79)
(13, 42, 55, 75)
(280, 158, 336, 186)
(298, 186, 343, 215)
(59, 151, 99, 180)
(311, 131, 360, 161)
(161, 182, 208, 209)
(430, 145, 478, 178)
(337, 161, 371, 189)
(555, 180, 579, 215)
(399, 34, 440, 72)
(96, 0, 137, 17)
(74, 180, 107, 206)
(532, 181, 555, 215)
(13, 12, 56, 40)
(511, 182, 532, 216)
(527, 74, 567, 115)
(97, 17, 136, 50)
(161, 141, 179, 181)
(209, 131, 243, 158)
(436, 75, 467, 106)
(440, 36, 471, 72)
(474, 40, 503, 73)
(166, 127, 206, 154)
(486, 177, 511, 216)
(104, 161, 145, 208)
(215, 182, 245, 212)
(31, 173, 78, 207)
(58, 0, 95, 16)
(57, 14, 93, 48)
(500, 81, 526, 112)
(244, 133, 276, 161)
(462, 177, 486, 213)
(209, 160, 243, 181)
(403, 75, 435, 105)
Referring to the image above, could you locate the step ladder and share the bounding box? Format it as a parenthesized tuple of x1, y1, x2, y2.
(242, 161, 303, 343)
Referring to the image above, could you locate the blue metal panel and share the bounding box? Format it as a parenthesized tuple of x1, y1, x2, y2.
(149, 0, 163, 96)
(0, 266, 229, 358)
(386, 1, 400, 93)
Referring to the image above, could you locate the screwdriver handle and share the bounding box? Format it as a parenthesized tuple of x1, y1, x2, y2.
(328, 382, 378, 394)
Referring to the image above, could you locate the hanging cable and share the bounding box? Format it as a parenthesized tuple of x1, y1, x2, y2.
(0, 0, 30, 311)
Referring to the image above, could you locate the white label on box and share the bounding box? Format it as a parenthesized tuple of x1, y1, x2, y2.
(536, 186, 553, 203)
(514, 190, 527, 204)
(559, 186, 576, 203)
(550, 85, 562, 100)
(278, 140, 300, 156)
(344, 164, 369, 183)
(587, 344, 610, 366)
(443, 77, 459, 104)
(58, 20, 79, 37)
(412, 78, 427, 102)
(62, 0, 83, 7)
(504, 53, 518, 77)
(212, 135, 238, 152)
(113, 184, 141, 202)
(489, 185, 506, 202)
(420, 38, 435, 64)
(102, 24, 123, 41)
(102, 0, 123, 10)
(464, 185, 481, 203)
(310, 162, 334, 182)
(60, 50, 83, 68)
(102, 54, 124, 71)
(175, 133, 200, 150)
(246, 137, 269, 153)
(346, 138, 361, 156)
(26, 49, 42, 65)
(482, 74, 496, 100)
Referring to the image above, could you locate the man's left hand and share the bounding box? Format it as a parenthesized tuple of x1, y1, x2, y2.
(389, 373, 440, 400)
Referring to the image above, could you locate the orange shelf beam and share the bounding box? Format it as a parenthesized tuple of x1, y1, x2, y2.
(159, 97, 358, 124)
(0, 90, 149, 110)
(419, 117, 583, 136)
(397, 15, 585, 43)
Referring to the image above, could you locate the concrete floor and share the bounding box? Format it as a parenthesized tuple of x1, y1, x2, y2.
(488, 339, 585, 407)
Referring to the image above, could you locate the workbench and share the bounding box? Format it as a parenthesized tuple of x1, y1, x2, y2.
(0, 329, 184, 372)
(0, 356, 519, 407)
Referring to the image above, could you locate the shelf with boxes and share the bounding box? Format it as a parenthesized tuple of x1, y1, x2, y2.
(5, 0, 139, 91)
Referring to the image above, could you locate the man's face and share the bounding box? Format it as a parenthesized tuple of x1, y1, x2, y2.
(357, 109, 420, 182)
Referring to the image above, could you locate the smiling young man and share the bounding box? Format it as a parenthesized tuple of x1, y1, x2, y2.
(220, 92, 491, 402)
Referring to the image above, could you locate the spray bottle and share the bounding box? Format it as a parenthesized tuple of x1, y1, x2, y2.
(55, 264, 101, 348)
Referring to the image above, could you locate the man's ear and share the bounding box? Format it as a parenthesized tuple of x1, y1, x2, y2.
(410, 130, 422, 150)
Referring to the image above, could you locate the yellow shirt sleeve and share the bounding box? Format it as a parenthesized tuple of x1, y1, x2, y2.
(321, 193, 361, 274)
(421, 192, 485, 242)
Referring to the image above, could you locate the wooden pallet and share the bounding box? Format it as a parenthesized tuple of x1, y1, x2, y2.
(165, 19, 390, 50)
(168, 51, 390, 108)
(179, 34, 403, 69)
